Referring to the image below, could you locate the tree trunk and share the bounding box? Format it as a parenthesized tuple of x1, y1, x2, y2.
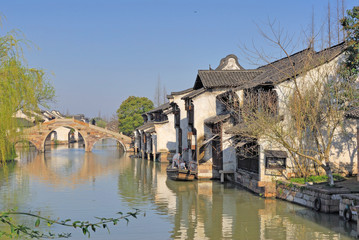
(324, 164, 335, 186)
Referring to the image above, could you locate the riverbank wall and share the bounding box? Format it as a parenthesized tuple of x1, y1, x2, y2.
(275, 181, 350, 213)
(232, 176, 356, 214)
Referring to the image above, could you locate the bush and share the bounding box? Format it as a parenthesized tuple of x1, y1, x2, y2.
(290, 174, 345, 184)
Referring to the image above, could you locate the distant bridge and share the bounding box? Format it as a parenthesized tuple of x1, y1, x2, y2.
(22, 118, 131, 152)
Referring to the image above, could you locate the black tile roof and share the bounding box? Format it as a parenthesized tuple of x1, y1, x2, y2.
(234, 42, 346, 90)
(167, 88, 194, 99)
(170, 88, 193, 96)
(193, 70, 263, 90)
(181, 88, 206, 100)
(264, 150, 288, 158)
(204, 114, 231, 125)
(224, 123, 249, 135)
(146, 102, 171, 114)
(136, 122, 154, 131)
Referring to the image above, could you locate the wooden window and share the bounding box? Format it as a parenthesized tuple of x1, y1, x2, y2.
(264, 150, 287, 169)
(236, 141, 259, 173)
(175, 110, 180, 127)
(188, 108, 194, 126)
(265, 157, 286, 169)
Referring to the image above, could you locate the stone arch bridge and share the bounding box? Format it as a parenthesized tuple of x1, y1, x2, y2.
(23, 118, 131, 152)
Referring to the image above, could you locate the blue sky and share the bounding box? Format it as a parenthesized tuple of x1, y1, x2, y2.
(1, 0, 357, 118)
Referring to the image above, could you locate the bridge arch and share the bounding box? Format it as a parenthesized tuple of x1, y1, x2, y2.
(23, 119, 131, 153)
(40, 125, 89, 152)
(89, 137, 126, 152)
(15, 139, 37, 149)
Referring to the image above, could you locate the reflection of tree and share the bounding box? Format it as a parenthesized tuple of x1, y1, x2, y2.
(0, 162, 30, 210)
(0, 161, 32, 235)
(117, 158, 158, 207)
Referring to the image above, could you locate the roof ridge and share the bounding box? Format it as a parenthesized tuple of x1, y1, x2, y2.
(315, 41, 345, 54)
(257, 47, 314, 69)
(198, 69, 262, 72)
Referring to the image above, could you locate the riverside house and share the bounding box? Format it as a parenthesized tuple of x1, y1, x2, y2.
(218, 42, 358, 197)
(134, 44, 357, 193)
(167, 88, 193, 155)
(180, 55, 264, 179)
(134, 102, 175, 162)
(134, 88, 193, 162)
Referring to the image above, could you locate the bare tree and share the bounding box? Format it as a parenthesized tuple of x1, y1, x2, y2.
(328, 1, 332, 47)
(154, 75, 161, 107)
(162, 84, 167, 105)
(234, 21, 356, 186)
(154, 74, 168, 107)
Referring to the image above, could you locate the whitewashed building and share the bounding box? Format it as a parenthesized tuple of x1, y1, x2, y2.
(220, 42, 358, 196)
(180, 55, 263, 179)
(135, 102, 175, 162)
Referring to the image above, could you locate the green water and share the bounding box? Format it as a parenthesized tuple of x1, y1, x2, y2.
(0, 140, 356, 239)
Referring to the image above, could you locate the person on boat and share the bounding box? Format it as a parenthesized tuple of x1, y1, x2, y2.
(171, 152, 181, 168)
(189, 160, 197, 171)
(179, 159, 186, 170)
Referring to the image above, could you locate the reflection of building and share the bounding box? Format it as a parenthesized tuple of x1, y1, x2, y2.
(114, 153, 355, 239)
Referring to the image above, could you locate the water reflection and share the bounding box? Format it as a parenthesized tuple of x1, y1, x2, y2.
(14, 143, 130, 188)
(0, 141, 355, 239)
(119, 157, 356, 240)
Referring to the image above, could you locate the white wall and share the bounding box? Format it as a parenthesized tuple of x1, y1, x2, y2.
(154, 113, 176, 152)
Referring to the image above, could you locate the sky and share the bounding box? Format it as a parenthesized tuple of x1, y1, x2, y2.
(1, 0, 357, 119)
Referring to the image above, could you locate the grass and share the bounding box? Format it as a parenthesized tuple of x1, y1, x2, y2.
(289, 174, 345, 184)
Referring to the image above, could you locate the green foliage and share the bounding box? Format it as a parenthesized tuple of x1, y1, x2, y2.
(338, 6, 359, 107)
(96, 119, 107, 128)
(0, 209, 141, 239)
(341, 6, 359, 81)
(0, 22, 55, 163)
(117, 96, 153, 136)
(289, 174, 345, 184)
(90, 118, 107, 128)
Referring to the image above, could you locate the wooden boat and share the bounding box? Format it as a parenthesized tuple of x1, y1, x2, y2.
(166, 166, 196, 181)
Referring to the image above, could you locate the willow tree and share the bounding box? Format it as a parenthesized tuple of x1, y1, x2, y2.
(0, 29, 54, 162)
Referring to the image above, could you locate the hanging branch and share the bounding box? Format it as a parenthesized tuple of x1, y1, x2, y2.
(0, 209, 142, 239)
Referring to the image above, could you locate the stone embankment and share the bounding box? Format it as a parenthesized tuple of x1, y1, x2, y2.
(276, 181, 350, 213)
(339, 194, 359, 222)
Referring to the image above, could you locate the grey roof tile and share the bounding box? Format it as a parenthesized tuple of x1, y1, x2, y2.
(146, 102, 171, 114)
(181, 88, 207, 100)
(234, 42, 346, 90)
(204, 114, 231, 125)
(194, 70, 263, 90)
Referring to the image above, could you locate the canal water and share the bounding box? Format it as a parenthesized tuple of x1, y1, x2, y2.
(0, 140, 356, 239)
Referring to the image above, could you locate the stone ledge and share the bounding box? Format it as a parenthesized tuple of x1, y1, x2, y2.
(276, 180, 351, 213)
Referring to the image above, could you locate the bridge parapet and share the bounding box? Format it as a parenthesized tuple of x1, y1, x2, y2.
(21, 118, 131, 152)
